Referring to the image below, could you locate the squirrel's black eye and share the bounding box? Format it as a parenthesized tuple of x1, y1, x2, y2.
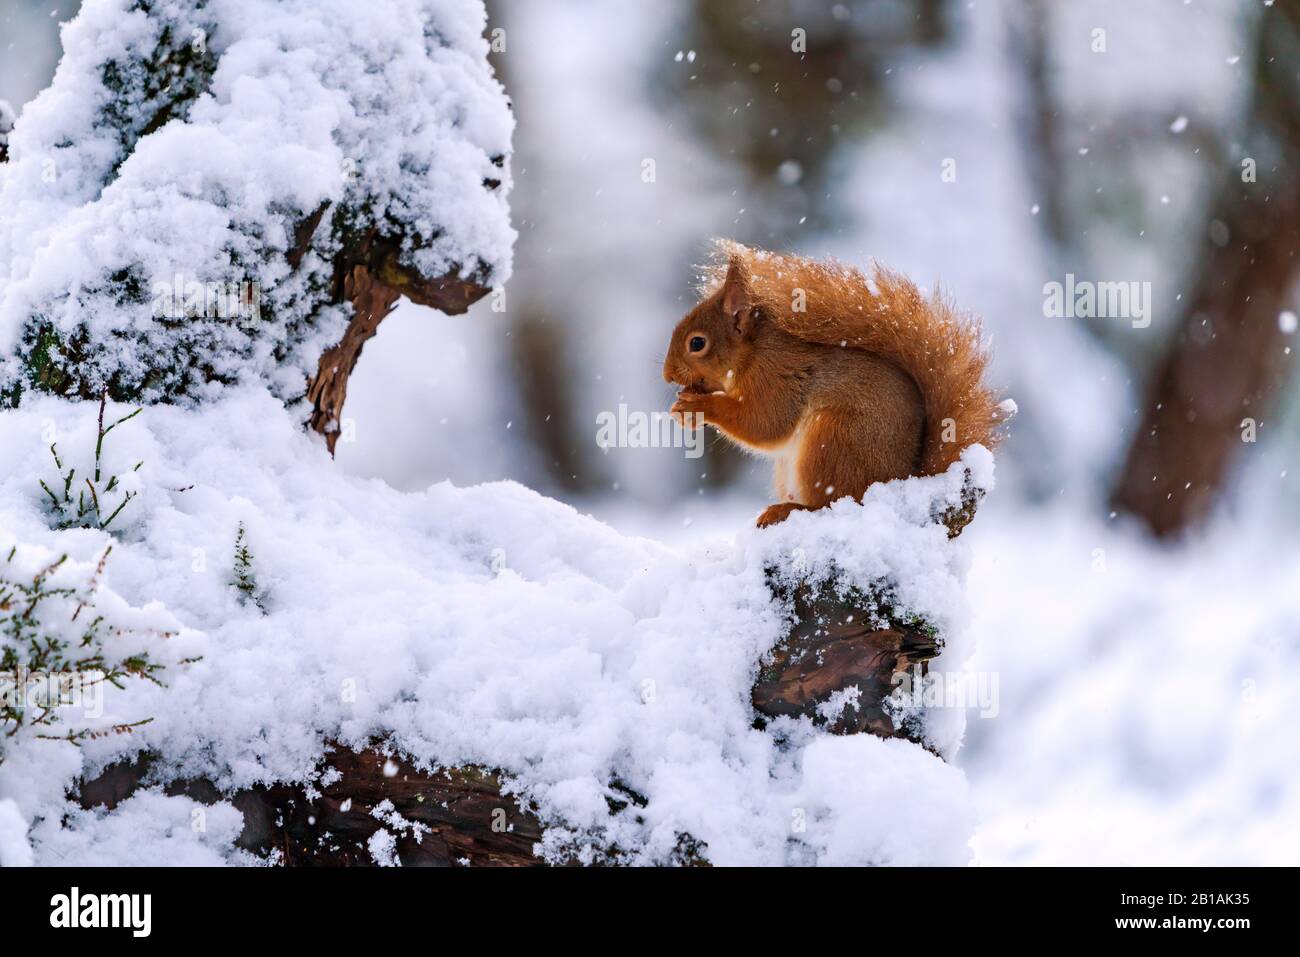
(689, 335, 707, 353)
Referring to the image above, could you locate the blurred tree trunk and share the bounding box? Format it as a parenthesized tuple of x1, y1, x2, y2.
(1006, 0, 1066, 247)
(509, 309, 589, 493)
(485, 0, 602, 496)
(1111, 5, 1299, 537)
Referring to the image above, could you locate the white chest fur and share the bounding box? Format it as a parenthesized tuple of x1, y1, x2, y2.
(766, 420, 808, 504)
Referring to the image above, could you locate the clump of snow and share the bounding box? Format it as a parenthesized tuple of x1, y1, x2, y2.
(0, 797, 33, 866)
(0, 389, 986, 865)
(369, 797, 429, 860)
(33, 789, 255, 866)
(0, 0, 514, 404)
(789, 735, 973, 866)
(367, 828, 399, 867)
(371, 798, 424, 838)
(816, 685, 862, 723)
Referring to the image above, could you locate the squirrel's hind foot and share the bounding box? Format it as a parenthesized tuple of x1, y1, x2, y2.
(756, 502, 813, 528)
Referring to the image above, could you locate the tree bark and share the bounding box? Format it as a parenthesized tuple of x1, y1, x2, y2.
(752, 597, 939, 741)
(1110, 5, 1300, 537)
(81, 747, 547, 867)
(302, 227, 491, 453)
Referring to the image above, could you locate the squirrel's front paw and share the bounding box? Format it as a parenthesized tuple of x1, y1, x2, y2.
(670, 392, 711, 429)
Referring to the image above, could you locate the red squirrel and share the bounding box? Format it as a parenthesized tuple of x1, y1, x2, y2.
(663, 241, 1003, 528)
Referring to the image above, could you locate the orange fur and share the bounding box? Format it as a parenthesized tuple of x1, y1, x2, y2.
(699, 240, 1003, 476)
(663, 240, 1004, 527)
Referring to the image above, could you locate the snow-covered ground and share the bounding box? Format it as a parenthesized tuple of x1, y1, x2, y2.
(0, 389, 986, 866)
(961, 504, 1300, 866)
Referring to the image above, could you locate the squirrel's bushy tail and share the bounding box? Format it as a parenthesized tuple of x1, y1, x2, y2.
(703, 240, 1004, 476)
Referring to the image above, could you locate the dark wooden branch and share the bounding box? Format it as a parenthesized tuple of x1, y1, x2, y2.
(298, 219, 491, 454)
(305, 264, 401, 453)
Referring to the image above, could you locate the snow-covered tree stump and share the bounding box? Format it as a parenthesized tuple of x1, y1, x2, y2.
(752, 471, 981, 746)
(74, 473, 981, 865)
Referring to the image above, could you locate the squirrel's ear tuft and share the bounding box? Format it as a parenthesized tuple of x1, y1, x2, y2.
(722, 255, 753, 327)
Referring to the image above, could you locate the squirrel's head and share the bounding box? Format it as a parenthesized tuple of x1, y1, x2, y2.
(663, 255, 762, 395)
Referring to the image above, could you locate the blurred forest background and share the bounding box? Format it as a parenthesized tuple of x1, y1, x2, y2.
(3, 0, 1298, 864)
(376, 0, 1295, 544)
(5, 0, 1293, 538)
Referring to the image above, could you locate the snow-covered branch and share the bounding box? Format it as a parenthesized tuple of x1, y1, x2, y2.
(0, 0, 513, 449)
